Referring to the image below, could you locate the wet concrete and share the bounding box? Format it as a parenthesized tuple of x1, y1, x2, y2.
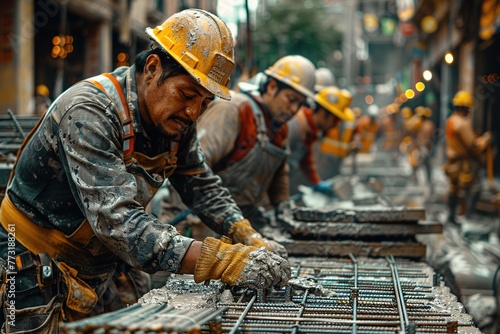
(139, 275, 224, 309)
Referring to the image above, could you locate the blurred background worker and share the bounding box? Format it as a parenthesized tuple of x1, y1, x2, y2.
(28, 84, 52, 116)
(399, 106, 421, 156)
(380, 104, 401, 155)
(413, 106, 436, 187)
(0, 9, 291, 332)
(197, 55, 316, 232)
(354, 104, 380, 153)
(444, 90, 491, 226)
(288, 87, 355, 196)
(318, 90, 356, 161)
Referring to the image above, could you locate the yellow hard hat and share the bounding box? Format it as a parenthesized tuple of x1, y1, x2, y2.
(314, 67, 335, 92)
(424, 107, 432, 117)
(264, 55, 316, 98)
(145, 9, 235, 100)
(386, 103, 398, 115)
(36, 84, 50, 97)
(401, 106, 413, 119)
(452, 90, 474, 108)
(315, 87, 354, 122)
(416, 106, 432, 118)
(414, 106, 425, 116)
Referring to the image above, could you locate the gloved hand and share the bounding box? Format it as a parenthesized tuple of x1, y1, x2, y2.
(194, 237, 291, 289)
(312, 180, 334, 196)
(228, 219, 288, 259)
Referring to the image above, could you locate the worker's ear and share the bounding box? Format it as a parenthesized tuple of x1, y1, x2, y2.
(267, 78, 278, 95)
(144, 54, 161, 82)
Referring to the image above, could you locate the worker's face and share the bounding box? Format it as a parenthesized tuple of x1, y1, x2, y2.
(317, 108, 341, 132)
(141, 55, 214, 136)
(265, 79, 307, 124)
(458, 106, 471, 117)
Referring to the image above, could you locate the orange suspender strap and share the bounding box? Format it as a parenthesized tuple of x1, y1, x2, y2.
(85, 73, 135, 164)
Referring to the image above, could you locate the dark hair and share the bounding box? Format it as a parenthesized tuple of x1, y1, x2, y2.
(134, 48, 188, 85)
(258, 76, 293, 96)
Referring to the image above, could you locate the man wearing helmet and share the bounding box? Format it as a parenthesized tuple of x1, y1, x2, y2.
(444, 90, 491, 226)
(197, 55, 316, 232)
(354, 104, 380, 153)
(0, 9, 290, 331)
(287, 87, 355, 196)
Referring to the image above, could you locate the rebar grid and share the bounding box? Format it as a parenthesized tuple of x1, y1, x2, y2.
(61, 256, 480, 334)
(219, 256, 479, 334)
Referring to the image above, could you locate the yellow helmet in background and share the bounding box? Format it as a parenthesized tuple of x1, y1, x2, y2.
(315, 87, 354, 122)
(401, 106, 413, 119)
(314, 67, 335, 92)
(416, 106, 432, 118)
(145, 9, 235, 100)
(452, 90, 474, 108)
(265, 55, 316, 98)
(36, 84, 50, 97)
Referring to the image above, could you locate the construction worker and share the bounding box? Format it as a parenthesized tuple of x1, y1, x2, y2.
(0, 9, 290, 332)
(288, 87, 355, 195)
(444, 90, 491, 225)
(28, 84, 52, 116)
(414, 107, 436, 185)
(197, 55, 316, 231)
(355, 104, 380, 153)
(399, 106, 421, 154)
(380, 104, 401, 152)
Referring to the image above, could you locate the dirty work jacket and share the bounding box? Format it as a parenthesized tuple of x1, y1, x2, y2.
(197, 91, 290, 208)
(287, 107, 321, 185)
(2, 66, 243, 274)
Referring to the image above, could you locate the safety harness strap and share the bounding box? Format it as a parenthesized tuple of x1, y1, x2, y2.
(85, 73, 135, 164)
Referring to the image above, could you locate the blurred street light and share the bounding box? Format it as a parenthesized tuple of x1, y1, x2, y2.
(444, 51, 454, 64)
(423, 70, 432, 81)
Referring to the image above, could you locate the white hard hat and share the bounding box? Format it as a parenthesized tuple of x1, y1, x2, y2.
(237, 72, 266, 92)
(367, 104, 379, 117)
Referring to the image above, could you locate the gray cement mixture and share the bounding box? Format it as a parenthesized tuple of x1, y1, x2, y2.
(138, 277, 226, 309)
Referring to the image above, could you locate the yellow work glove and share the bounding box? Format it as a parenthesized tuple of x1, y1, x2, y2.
(194, 237, 291, 289)
(228, 219, 288, 259)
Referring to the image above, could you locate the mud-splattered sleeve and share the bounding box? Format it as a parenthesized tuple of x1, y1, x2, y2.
(169, 125, 244, 236)
(56, 101, 194, 274)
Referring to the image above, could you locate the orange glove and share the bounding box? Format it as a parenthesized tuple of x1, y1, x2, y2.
(228, 219, 288, 258)
(194, 237, 291, 289)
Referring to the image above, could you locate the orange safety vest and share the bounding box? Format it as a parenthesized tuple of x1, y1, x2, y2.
(320, 110, 356, 157)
